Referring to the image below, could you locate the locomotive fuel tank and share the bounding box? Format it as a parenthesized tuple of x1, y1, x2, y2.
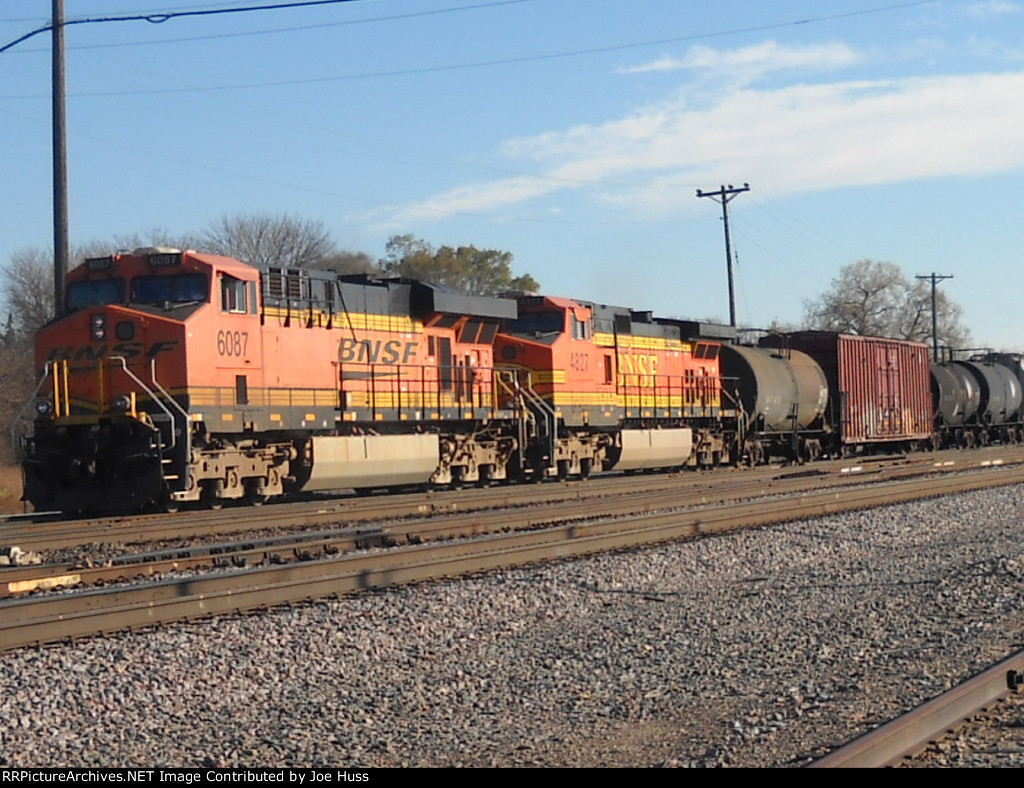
(718, 344, 828, 433)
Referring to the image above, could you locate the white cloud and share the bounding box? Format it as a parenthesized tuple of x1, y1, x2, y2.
(384, 70, 1024, 225)
(963, 1, 1021, 19)
(617, 40, 860, 79)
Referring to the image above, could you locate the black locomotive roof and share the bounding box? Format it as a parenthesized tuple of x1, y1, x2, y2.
(586, 302, 734, 343)
(259, 267, 517, 321)
(409, 280, 517, 321)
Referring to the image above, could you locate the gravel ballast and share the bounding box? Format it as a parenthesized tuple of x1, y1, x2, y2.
(3, 484, 1024, 768)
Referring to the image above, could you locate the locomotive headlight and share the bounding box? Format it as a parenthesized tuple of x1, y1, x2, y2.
(35, 399, 53, 417)
(112, 393, 133, 413)
(91, 314, 107, 341)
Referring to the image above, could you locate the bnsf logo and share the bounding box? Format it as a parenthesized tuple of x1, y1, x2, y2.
(618, 352, 660, 389)
(339, 338, 417, 365)
(44, 341, 180, 363)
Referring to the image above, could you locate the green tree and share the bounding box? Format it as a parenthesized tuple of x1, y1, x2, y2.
(379, 234, 539, 296)
(802, 259, 970, 349)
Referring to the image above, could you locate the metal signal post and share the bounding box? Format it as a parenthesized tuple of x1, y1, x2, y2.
(697, 183, 749, 328)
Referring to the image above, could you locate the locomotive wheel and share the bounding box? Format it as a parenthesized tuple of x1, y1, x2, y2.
(158, 492, 180, 514)
(200, 481, 224, 510)
(579, 458, 592, 479)
(556, 459, 569, 481)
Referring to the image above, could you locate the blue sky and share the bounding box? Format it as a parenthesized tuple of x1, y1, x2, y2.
(2, 0, 1023, 347)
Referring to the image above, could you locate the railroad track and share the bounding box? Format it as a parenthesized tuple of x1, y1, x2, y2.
(2, 445, 1018, 554)
(1, 446, 1018, 596)
(2, 457, 1023, 653)
(809, 649, 1024, 767)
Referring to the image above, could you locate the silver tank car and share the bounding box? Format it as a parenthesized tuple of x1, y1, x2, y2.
(930, 362, 980, 427)
(719, 344, 828, 463)
(932, 357, 1023, 446)
(953, 360, 1021, 426)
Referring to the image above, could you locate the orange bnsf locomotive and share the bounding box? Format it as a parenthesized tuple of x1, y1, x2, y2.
(19, 248, 734, 514)
(496, 296, 733, 476)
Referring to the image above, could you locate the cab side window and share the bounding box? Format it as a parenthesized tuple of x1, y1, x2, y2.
(570, 312, 591, 340)
(221, 275, 247, 314)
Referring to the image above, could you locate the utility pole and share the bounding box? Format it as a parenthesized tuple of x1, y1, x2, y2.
(696, 183, 749, 327)
(52, 0, 70, 316)
(915, 272, 953, 361)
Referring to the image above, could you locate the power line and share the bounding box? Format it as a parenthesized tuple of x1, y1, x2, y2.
(6, 1, 533, 54)
(1, 0, 373, 54)
(2, 0, 943, 69)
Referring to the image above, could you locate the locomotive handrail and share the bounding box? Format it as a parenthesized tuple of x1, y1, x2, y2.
(518, 372, 557, 465)
(495, 369, 530, 468)
(108, 356, 177, 452)
(9, 360, 55, 457)
(337, 360, 512, 421)
(148, 358, 192, 466)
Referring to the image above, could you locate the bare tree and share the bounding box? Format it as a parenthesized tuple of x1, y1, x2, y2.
(802, 259, 970, 348)
(0, 313, 35, 464)
(4, 249, 55, 336)
(0, 252, 46, 465)
(200, 213, 337, 269)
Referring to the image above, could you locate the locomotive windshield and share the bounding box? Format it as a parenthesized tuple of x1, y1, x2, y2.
(66, 279, 125, 310)
(131, 273, 208, 305)
(507, 310, 564, 336)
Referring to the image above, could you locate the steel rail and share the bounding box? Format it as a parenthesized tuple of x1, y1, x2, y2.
(1, 454, 1014, 598)
(2, 446, 1014, 558)
(808, 650, 1024, 768)
(2, 464, 1022, 652)
(0, 465, 888, 595)
(3, 446, 1019, 552)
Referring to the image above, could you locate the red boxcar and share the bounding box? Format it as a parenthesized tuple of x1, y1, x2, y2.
(762, 331, 932, 453)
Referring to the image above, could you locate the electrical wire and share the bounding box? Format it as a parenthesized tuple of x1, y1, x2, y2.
(1, 0, 373, 54)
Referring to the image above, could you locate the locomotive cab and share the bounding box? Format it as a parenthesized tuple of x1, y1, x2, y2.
(21, 247, 278, 512)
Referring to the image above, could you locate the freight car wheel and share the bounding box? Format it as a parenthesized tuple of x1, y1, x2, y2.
(244, 480, 268, 506)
